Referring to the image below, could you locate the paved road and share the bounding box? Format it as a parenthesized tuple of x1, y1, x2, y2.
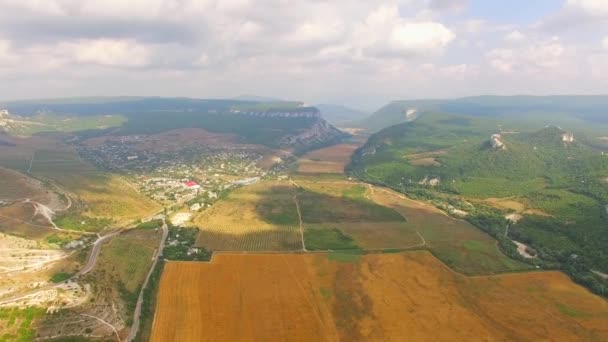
(79, 231, 122, 276)
(125, 220, 168, 342)
(0, 230, 122, 305)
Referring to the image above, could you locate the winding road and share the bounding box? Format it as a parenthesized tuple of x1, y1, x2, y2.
(79, 231, 122, 276)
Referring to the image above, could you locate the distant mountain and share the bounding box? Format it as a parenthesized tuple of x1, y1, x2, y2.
(314, 104, 369, 126)
(361, 95, 608, 132)
(231, 95, 284, 102)
(0, 97, 347, 153)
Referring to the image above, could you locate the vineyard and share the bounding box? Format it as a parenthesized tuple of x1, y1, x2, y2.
(98, 230, 160, 292)
(305, 222, 422, 249)
(193, 180, 302, 251)
(197, 227, 302, 251)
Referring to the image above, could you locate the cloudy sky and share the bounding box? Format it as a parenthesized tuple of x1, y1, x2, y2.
(0, 0, 607, 109)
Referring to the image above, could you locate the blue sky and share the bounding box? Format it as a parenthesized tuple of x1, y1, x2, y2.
(467, 0, 562, 24)
(0, 0, 606, 110)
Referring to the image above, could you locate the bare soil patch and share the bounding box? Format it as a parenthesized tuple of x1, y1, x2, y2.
(298, 144, 360, 174)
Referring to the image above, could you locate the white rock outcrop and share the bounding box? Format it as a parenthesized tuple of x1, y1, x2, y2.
(490, 134, 506, 150)
(405, 108, 418, 121)
(562, 132, 575, 143)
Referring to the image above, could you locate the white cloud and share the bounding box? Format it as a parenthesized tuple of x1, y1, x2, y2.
(354, 5, 454, 57)
(603, 36, 608, 49)
(0, 40, 18, 64)
(505, 30, 525, 43)
(487, 38, 571, 74)
(389, 21, 454, 53)
(62, 39, 151, 67)
(289, 20, 344, 44)
(566, 0, 608, 17)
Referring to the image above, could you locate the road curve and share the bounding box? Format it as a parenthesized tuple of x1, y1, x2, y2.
(125, 220, 168, 342)
(79, 231, 122, 276)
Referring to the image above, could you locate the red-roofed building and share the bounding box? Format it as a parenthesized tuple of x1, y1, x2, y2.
(184, 181, 201, 190)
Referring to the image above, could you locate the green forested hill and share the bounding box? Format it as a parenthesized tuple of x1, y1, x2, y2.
(0, 97, 346, 153)
(350, 112, 608, 296)
(361, 95, 608, 132)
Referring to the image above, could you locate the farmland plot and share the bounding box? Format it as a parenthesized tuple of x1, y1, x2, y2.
(152, 252, 608, 342)
(368, 186, 529, 274)
(194, 181, 302, 251)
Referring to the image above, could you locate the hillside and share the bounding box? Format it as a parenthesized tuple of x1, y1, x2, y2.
(0, 97, 347, 153)
(361, 95, 608, 132)
(350, 112, 608, 296)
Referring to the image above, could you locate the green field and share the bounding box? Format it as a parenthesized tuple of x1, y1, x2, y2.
(369, 187, 530, 275)
(8, 113, 126, 136)
(304, 228, 360, 251)
(0, 307, 45, 342)
(98, 230, 160, 292)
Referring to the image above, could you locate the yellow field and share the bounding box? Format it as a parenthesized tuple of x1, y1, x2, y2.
(194, 180, 302, 251)
(152, 252, 608, 342)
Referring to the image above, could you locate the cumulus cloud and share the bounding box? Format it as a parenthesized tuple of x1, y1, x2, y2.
(389, 21, 454, 53)
(62, 39, 151, 67)
(539, 0, 608, 31)
(0, 0, 605, 105)
(487, 38, 570, 74)
(355, 5, 454, 57)
(505, 30, 525, 43)
(566, 0, 608, 17)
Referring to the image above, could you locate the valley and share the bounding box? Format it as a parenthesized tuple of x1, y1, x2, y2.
(0, 96, 607, 341)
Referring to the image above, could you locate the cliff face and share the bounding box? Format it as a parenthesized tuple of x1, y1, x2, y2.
(228, 106, 346, 152)
(279, 116, 345, 151)
(231, 107, 321, 119)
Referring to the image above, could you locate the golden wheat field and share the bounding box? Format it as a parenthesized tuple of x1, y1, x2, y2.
(151, 252, 608, 342)
(194, 180, 303, 251)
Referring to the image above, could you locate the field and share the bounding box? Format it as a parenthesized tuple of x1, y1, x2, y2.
(0, 307, 45, 342)
(97, 230, 161, 292)
(305, 222, 421, 250)
(29, 148, 161, 222)
(194, 180, 302, 251)
(7, 113, 126, 136)
(152, 252, 608, 342)
(368, 186, 529, 275)
(0, 167, 50, 202)
(297, 143, 360, 174)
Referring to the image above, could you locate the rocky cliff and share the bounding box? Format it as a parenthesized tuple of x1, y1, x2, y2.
(279, 116, 346, 151)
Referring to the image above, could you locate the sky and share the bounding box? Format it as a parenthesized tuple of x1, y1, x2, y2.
(0, 0, 607, 110)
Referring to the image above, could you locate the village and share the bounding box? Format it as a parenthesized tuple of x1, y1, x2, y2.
(76, 136, 277, 227)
